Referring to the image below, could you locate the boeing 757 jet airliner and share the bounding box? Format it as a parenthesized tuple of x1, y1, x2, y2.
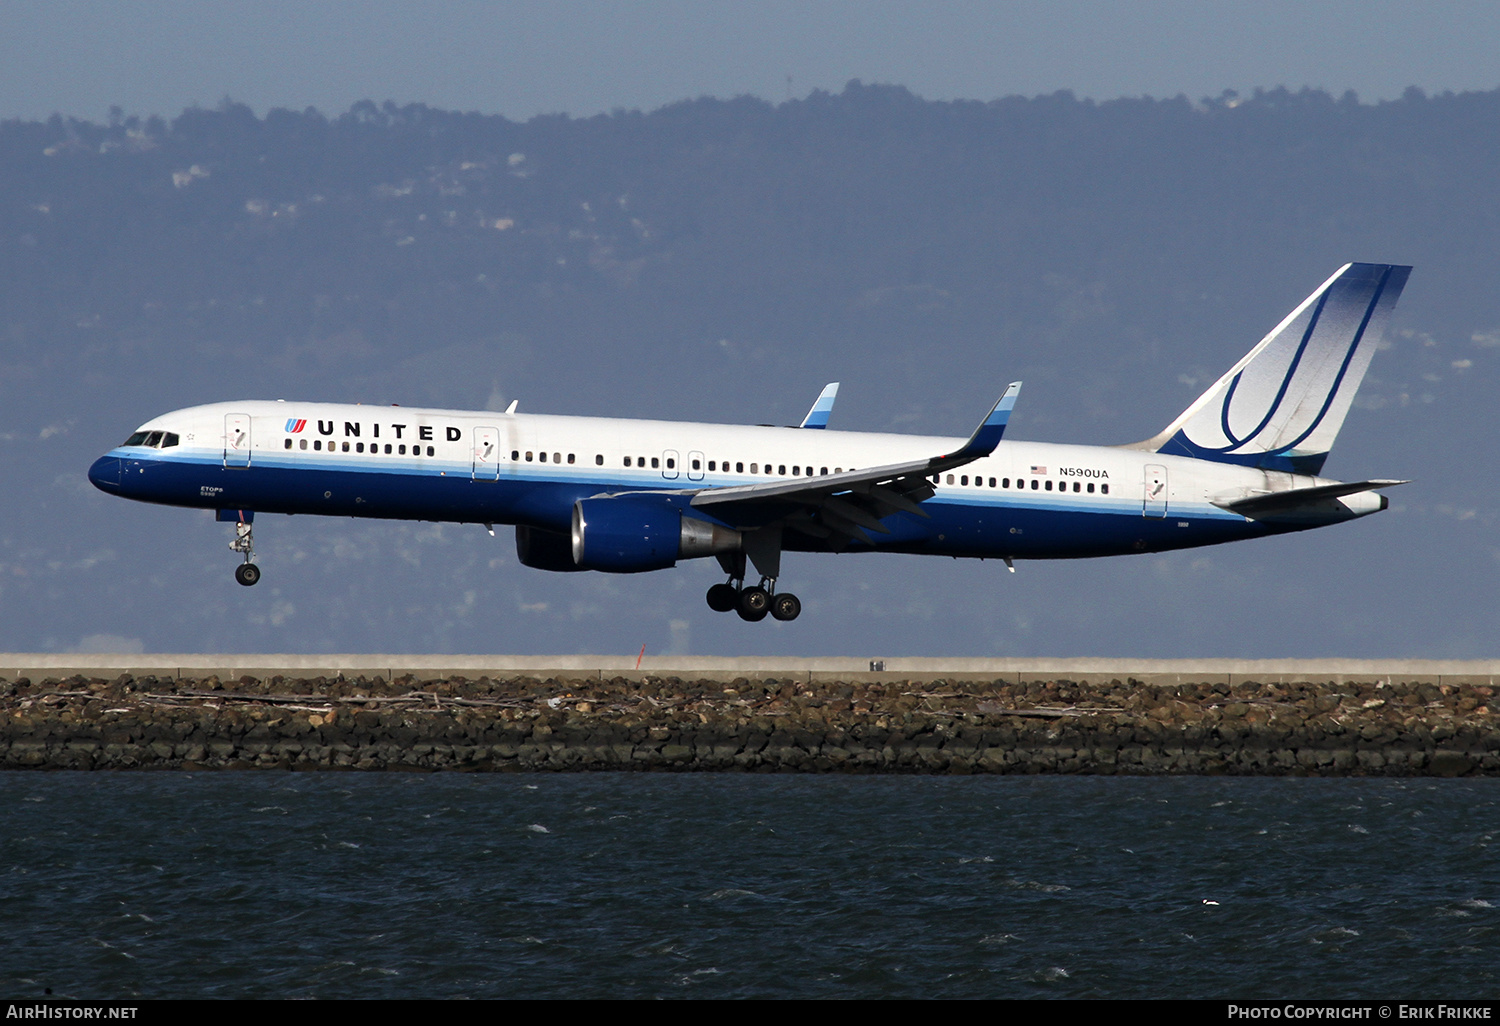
(89, 263, 1411, 623)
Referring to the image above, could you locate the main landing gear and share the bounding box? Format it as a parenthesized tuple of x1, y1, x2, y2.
(706, 532, 799, 622)
(229, 520, 260, 587)
(706, 577, 801, 622)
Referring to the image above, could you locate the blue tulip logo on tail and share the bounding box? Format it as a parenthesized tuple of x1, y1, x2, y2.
(1143, 263, 1411, 475)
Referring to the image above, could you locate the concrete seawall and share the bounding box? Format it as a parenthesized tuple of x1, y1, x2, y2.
(2, 655, 1497, 775)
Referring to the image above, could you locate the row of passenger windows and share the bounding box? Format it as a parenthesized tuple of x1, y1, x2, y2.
(506, 450, 853, 476)
(123, 431, 180, 448)
(324, 437, 1102, 491)
(501, 448, 1111, 491)
(516, 451, 579, 464)
(285, 438, 436, 456)
(934, 473, 1109, 494)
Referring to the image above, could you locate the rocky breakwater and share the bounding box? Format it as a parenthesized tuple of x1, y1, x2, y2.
(0, 672, 1496, 774)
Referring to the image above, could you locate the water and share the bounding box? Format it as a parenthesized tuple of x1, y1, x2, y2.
(1, 775, 1495, 999)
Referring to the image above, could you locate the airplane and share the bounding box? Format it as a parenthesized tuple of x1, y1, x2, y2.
(88, 262, 1411, 623)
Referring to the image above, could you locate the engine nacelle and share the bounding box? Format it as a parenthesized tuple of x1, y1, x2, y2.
(515, 525, 588, 572)
(571, 497, 741, 573)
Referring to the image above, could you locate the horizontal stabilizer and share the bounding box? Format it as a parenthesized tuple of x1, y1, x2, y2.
(1214, 479, 1408, 518)
(799, 383, 840, 429)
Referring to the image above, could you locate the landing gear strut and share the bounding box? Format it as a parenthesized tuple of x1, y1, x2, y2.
(704, 533, 799, 622)
(229, 520, 260, 586)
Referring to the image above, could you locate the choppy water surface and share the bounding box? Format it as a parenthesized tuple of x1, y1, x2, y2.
(1, 774, 1495, 999)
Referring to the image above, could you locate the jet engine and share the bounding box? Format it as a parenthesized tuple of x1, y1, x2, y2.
(515, 525, 587, 572)
(571, 496, 741, 573)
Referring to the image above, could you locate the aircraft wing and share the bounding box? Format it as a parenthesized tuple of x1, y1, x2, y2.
(798, 383, 840, 429)
(686, 382, 1022, 542)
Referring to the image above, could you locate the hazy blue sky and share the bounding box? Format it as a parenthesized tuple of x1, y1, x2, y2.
(3, 0, 1498, 122)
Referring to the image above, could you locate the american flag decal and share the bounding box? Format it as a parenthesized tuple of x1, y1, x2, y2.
(1030, 465, 1046, 474)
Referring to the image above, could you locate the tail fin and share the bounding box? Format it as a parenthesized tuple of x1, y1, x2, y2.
(1135, 263, 1411, 475)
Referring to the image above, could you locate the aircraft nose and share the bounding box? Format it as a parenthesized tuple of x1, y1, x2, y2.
(88, 455, 122, 491)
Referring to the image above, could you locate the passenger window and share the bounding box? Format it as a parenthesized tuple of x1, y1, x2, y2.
(314, 440, 322, 451)
(1002, 478, 1009, 488)
(1045, 480, 1053, 491)
(821, 467, 828, 475)
(624, 456, 631, 467)
(300, 439, 308, 450)
(539, 452, 547, 463)
(511, 450, 519, 461)
(595, 455, 603, 465)
(988, 477, 996, 487)
(284, 438, 292, 449)
(1087, 482, 1095, 493)
(1101, 484, 1109, 495)
(341, 442, 350, 452)
(356, 442, 364, 453)
(526, 451, 533, 462)
(750, 463, 758, 474)
(961, 475, 969, 486)
(1073, 482, 1080, 492)
(707, 460, 715, 471)
(792, 466, 800, 476)
(651, 457, 660, 469)
(554, 453, 561, 463)
(777, 465, 785, 475)
(568, 454, 575, 464)
(427, 446, 434, 456)
(398, 444, 406, 455)
(946, 474, 955, 484)
(1030, 480, 1039, 490)
(737, 463, 744, 473)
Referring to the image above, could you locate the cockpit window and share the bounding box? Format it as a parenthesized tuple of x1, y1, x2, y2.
(122, 431, 180, 448)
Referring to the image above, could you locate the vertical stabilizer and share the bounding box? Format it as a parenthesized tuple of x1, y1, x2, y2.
(1137, 263, 1410, 475)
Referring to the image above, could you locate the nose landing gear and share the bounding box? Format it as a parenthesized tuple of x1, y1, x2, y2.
(228, 519, 260, 586)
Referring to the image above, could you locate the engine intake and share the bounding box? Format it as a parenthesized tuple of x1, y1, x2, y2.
(515, 525, 587, 572)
